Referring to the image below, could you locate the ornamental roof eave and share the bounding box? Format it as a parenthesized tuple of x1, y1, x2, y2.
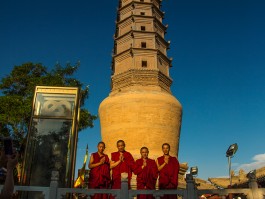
(208, 166, 265, 188)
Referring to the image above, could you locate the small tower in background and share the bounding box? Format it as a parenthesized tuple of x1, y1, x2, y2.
(99, 0, 182, 160)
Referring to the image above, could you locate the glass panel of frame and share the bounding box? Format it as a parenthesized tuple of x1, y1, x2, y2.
(26, 118, 72, 187)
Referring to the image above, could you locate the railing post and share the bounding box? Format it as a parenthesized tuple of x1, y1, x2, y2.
(185, 174, 197, 199)
(247, 171, 263, 199)
(49, 171, 59, 199)
(120, 172, 129, 199)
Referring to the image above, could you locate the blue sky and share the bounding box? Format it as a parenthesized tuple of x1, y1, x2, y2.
(0, 0, 265, 180)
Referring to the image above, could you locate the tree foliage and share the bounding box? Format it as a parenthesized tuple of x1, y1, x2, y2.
(0, 62, 97, 145)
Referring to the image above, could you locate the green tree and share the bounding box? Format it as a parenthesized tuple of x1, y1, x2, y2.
(0, 62, 97, 146)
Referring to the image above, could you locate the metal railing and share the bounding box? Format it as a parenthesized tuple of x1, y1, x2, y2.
(1, 171, 265, 199)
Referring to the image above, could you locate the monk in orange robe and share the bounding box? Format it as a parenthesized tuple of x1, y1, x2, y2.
(88, 142, 110, 199)
(156, 143, 180, 199)
(110, 140, 137, 199)
(134, 147, 158, 199)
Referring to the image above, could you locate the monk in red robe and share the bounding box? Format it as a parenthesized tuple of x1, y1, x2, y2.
(134, 147, 158, 199)
(110, 140, 136, 198)
(88, 142, 110, 199)
(156, 143, 180, 199)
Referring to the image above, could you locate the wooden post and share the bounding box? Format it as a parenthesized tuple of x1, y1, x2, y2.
(248, 172, 262, 199)
(49, 171, 59, 199)
(186, 174, 197, 199)
(120, 172, 129, 199)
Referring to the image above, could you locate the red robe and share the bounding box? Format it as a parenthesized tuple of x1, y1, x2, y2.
(157, 156, 180, 199)
(134, 158, 158, 199)
(89, 152, 110, 199)
(111, 151, 136, 189)
(109, 151, 137, 199)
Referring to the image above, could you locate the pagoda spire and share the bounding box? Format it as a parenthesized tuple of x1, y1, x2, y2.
(110, 0, 172, 94)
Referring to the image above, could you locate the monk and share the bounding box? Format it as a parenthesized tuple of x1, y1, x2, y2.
(88, 142, 110, 199)
(110, 140, 136, 198)
(134, 147, 158, 199)
(156, 143, 180, 199)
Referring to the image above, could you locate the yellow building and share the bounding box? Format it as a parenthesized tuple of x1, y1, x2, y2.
(99, 0, 182, 160)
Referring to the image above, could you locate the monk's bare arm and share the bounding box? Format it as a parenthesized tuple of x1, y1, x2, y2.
(156, 159, 167, 171)
(89, 154, 104, 169)
(110, 159, 121, 169)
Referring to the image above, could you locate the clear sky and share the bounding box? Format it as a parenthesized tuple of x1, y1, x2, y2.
(0, 0, 265, 181)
